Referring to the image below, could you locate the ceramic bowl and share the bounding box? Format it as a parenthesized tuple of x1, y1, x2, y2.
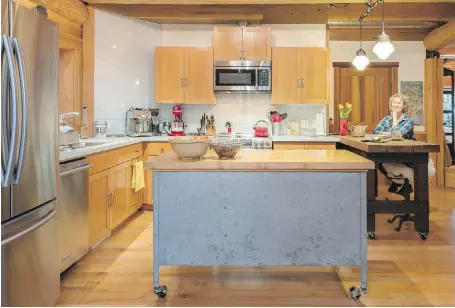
(168, 138, 210, 160)
(211, 138, 243, 159)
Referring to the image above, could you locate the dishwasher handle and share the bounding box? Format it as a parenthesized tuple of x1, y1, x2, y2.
(60, 164, 93, 177)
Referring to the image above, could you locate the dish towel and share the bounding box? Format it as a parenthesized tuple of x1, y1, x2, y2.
(132, 161, 145, 192)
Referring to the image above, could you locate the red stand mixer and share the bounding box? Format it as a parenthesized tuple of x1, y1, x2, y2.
(168, 105, 186, 136)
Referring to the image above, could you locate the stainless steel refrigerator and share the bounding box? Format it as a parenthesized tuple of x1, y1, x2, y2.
(1, 0, 60, 305)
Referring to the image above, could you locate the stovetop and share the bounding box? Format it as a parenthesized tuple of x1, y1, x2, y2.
(227, 133, 273, 149)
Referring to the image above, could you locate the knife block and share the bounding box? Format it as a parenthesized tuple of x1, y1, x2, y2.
(206, 124, 216, 136)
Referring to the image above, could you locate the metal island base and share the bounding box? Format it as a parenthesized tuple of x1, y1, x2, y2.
(146, 149, 374, 301)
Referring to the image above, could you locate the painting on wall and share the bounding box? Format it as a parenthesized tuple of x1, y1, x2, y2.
(401, 81, 424, 125)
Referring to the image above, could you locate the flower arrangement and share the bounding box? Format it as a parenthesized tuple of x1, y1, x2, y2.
(338, 103, 352, 136)
(339, 102, 353, 119)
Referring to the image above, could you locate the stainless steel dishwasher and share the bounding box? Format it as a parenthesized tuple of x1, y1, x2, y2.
(58, 157, 92, 273)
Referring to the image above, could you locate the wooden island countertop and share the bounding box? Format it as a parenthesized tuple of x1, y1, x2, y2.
(144, 149, 375, 171)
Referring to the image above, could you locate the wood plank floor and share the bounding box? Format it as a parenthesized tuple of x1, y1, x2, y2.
(58, 187, 455, 307)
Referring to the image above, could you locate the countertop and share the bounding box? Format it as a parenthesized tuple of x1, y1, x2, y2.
(271, 136, 340, 142)
(59, 135, 341, 162)
(59, 136, 168, 162)
(144, 149, 374, 171)
(339, 136, 440, 153)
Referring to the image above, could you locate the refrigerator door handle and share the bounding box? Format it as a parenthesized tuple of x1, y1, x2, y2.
(1, 34, 18, 188)
(12, 38, 27, 184)
(1, 208, 56, 246)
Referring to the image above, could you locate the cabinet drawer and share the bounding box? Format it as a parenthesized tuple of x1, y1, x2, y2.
(88, 143, 143, 175)
(274, 143, 306, 150)
(145, 142, 172, 156)
(304, 143, 335, 150)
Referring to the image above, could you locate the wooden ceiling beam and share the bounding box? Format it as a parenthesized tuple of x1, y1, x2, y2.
(424, 21, 455, 51)
(137, 14, 264, 24)
(329, 28, 429, 41)
(85, 0, 455, 4)
(29, 0, 88, 24)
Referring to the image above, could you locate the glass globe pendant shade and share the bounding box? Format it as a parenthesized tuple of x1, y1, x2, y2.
(373, 31, 394, 60)
(352, 48, 370, 71)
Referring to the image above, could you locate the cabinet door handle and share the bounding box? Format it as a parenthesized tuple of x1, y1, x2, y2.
(297, 79, 301, 88)
(181, 78, 184, 87)
(243, 50, 245, 60)
(184, 78, 187, 87)
(112, 193, 115, 205)
(160, 148, 164, 153)
(301, 78, 304, 88)
(239, 50, 242, 59)
(108, 193, 112, 206)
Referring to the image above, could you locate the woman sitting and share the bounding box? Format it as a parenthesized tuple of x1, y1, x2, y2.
(373, 94, 415, 196)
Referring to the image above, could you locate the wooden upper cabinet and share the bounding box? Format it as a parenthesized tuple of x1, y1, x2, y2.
(242, 27, 271, 61)
(300, 48, 329, 104)
(271, 47, 301, 105)
(110, 161, 131, 230)
(155, 47, 185, 104)
(213, 26, 271, 61)
(155, 47, 215, 104)
(271, 47, 329, 105)
(185, 48, 215, 104)
(213, 27, 243, 61)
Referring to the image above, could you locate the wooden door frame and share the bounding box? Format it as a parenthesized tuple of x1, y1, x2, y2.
(333, 62, 399, 133)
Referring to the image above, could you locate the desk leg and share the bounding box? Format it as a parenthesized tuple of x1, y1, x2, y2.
(413, 161, 430, 235)
(367, 169, 376, 233)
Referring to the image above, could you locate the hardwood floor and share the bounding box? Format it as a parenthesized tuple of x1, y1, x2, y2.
(59, 187, 455, 307)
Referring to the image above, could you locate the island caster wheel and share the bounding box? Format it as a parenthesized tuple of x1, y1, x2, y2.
(349, 286, 362, 302)
(368, 232, 376, 240)
(154, 285, 167, 299)
(419, 233, 428, 240)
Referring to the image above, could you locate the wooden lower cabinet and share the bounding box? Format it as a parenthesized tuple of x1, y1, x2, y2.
(89, 169, 111, 247)
(88, 150, 145, 247)
(110, 161, 131, 230)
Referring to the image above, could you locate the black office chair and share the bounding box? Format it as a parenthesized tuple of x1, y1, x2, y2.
(386, 178, 416, 232)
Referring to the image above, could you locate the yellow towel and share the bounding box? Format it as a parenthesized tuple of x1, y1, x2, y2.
(132, 161, 145, 192)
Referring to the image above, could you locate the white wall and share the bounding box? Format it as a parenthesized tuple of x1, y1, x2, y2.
(328, 41, 426, 122)
(94, 10, 162, 135)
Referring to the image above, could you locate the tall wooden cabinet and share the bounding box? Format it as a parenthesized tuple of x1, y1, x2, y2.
(155, 47, 214, 105)
(272, 47, 329, 105)
(213, 26, 271, 61)
(110, 161, 131, 230)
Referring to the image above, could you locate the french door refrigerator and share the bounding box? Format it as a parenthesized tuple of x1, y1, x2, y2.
(1, 0, 60, 305)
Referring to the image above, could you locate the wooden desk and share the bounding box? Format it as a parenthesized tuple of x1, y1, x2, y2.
(337, 136, 440, 240)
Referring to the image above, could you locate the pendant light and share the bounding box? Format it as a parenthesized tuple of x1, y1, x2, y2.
(373, 0, 394, 60)
(352, 20, 370, 71)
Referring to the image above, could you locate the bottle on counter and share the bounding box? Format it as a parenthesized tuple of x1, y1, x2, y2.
(80, 105, 89, 139)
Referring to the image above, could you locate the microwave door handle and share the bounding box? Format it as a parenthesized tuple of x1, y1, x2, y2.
(256, 69, 259, 89)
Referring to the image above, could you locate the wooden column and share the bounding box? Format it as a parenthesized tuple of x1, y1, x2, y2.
(83, 7, 95, 136)
(424, 58, 444, 188)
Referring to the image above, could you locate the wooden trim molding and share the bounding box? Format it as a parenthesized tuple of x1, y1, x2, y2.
(82, 7, 95, 137)
(333, 62, 400, 68)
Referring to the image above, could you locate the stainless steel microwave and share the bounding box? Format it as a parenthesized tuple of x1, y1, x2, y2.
(213, 60, 271, 93)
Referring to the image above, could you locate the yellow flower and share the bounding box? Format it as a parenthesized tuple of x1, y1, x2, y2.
(346, 103, 351, 108)
(339, 104, 344, 109)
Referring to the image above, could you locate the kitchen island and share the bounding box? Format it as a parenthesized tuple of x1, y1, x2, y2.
(145, 149, 375, 300)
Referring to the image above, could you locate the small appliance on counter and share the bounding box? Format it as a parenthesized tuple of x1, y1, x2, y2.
(253, 120, 269, 138)
(315, 112, 327, 136)
(169, 105, 186, 136)
(126, 107, 162, 137)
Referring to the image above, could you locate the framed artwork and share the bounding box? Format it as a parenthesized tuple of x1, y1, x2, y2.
(401, 81, 424, 125)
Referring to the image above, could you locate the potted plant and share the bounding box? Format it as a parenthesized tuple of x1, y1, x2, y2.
(339, 103, 352, 136)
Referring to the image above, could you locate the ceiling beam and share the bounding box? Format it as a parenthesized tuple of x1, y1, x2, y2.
(424, 21, 455, 51)
(85, 0, 455, 4)
(29, 0, 88, 24)
(329, 28, 429, 41)
(137, 14, 264, 24)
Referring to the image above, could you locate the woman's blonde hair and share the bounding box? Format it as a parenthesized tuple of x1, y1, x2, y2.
(389, 93, 410, 113)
